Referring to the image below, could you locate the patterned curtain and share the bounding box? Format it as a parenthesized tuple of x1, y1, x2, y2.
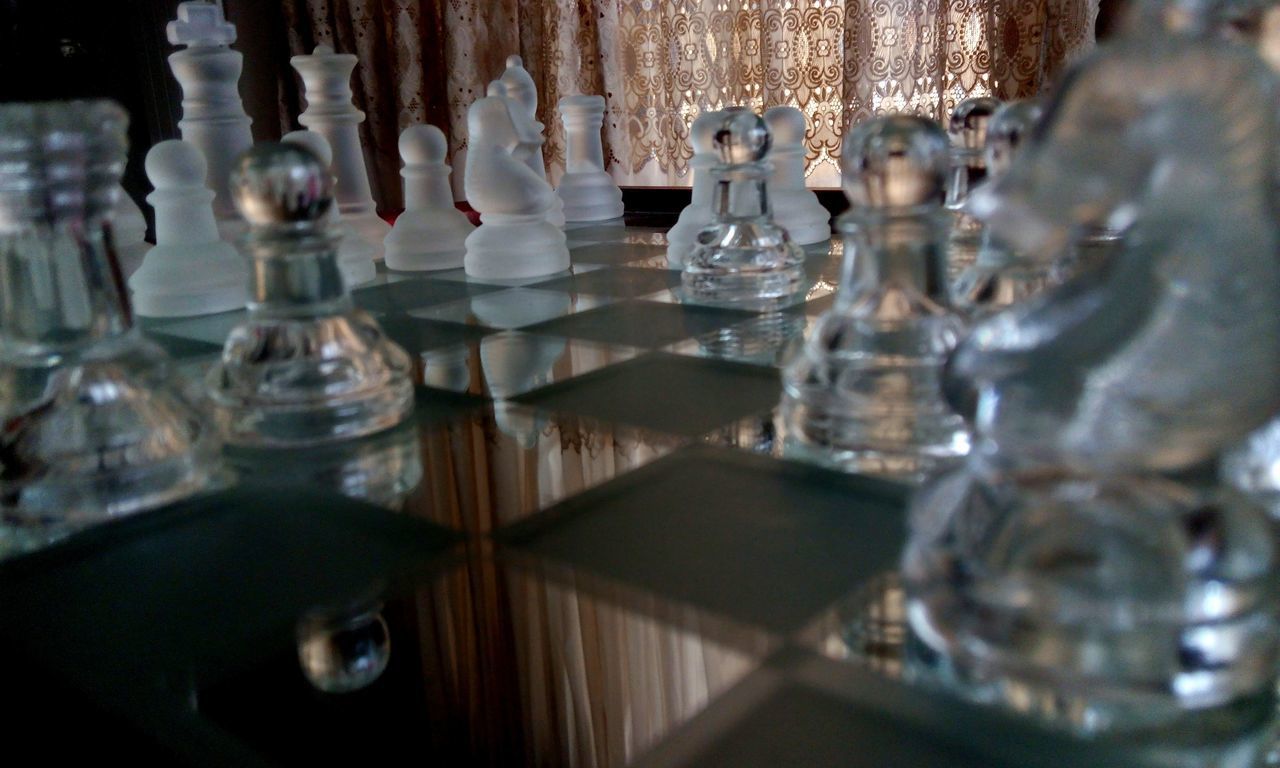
(278, 0, 1098, 208)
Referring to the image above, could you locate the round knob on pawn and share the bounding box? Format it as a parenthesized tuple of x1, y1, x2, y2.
(399, 125, 447, 165)
(145, 139, 207, 188)
(712, 107, 771, 166)
(763, 106, 806, 148)
(984, 100, 1044, 177)
(842, 115, 950, 209)
(230, 142, 332, 225)
(281, 129, 333, 168)
(949, 96, 1002, 151)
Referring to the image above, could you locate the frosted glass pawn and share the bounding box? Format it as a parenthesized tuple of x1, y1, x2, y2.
(166, 1, 253, 239)
(291, 44, 390, 259)
(384, 125, 472, 271)
(463, 96, 569, 279)
(667, 110, 724, 266)
(762, 106, 830, 245)
(282, 129, 377, 286)
(556, 95, 624, 222)
(129, 140, 247, 317)
(113, 183, 151, 277)
(500, 55, 565, 227)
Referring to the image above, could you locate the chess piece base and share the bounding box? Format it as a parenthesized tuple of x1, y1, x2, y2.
(384, 209, 470, 271)
(208, 311, 415, 446)
(129, 241, 248, 317)
(682, 224, 806, 306)
(557, 170, 625, 222)
(772, 190, 831, 245)
(464, 214, 570, 279)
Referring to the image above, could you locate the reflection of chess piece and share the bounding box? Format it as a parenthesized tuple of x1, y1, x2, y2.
(683, 108, 805, 306)
(297, 600, 391, 693)
(166, 1, 253, 239)
(556, 95, 624, 222)
(501, 55, 566, 227)
(129, 139, 248, 317)
(463, 96, 570, 279)
(472, 290, 570, 401)
(209, 143, 414, 446)
(762, 106, 830, 244)
(944, 96, 1000, 278)
(667, 110, 724, 266)
(384, 125, 472, 271)
(291, 44, 390, 259)
(781, 116, 969, 481)
(282, 129, 377, 287)
(0, 101, 218, 552)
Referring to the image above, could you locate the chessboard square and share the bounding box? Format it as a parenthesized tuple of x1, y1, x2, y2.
(520, 300, 756, 350)
(666, 313, 813, 368)
(143, 329, 226, 361)
(426, 262, 607, 288)
(418, 331, 640, 399)
(140, 308, 246, 346)
(378, 314, 493, 357)
(351, 274, 504, 314)
(407, 288, 616, 329)
(569, 241, 668, 267)
(501, 445, 907, 633)
(513, 352, 781, 437)
(526, 266, 679, 298)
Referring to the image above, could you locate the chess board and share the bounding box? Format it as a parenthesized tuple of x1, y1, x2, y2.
(0, 223, 1158, 766)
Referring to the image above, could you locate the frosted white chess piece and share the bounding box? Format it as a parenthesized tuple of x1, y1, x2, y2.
(667, 109, 724, 266)
(282, 130, 377, 287)
(383, 125, 472, 271)
(463, 96, 570, 279)
(128, 140, 247, 317)
(165, 1, 253, 239)
(500, 55, 566, 227)
(556, 95, 624, 222)
(113, 184, 151, 277)
(291, 44, 390, 259)
(763, 106, 830, 245)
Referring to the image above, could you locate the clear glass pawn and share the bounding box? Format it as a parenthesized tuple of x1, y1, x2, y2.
(944, 96, 1001, 280)
(207, 143, 414, 446)
(0, 100, 218, 555)
(682, 107, 805, 306)
(780, 116, 970, 481)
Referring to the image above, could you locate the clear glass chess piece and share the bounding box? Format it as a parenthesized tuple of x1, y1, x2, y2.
(682, 107, 805, 306)
(904, 0, 1280, 747)
(952, 100, 1056, 314)
(207, 143, 414, 446)
(944, 96, 1001, 280)
(297, 598, 391, 693)
(0, 100, 218, 555)
(779, 116, 970, 481)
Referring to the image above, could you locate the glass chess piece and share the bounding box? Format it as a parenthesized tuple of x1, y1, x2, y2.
(208, 142, 414, 446)
(779, 116, 970, 482)
(952, 100, 1056, 315)
(944, 96, 1001, 280)
(297, 598, 391, 693)
(0, 100, 218, 554)
(904, 0, 1280, 749)
(682, 107, 806, 307)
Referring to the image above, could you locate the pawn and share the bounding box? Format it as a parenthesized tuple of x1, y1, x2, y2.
(463, 96, 569, 279)
(208, 142, 414, 446)
(500, 55, 566, 227)
(682, 107, 804, 306)
(556, 95, 624, 222)
(282, 129, 377, 286)
(762, 106, 830, 245)
(113, 184, 151, 277)
(945, 96, 1001, 277)
(667, 109, 723, 266)
(129, 140, 248, 317)
(384, 125, 473, 271)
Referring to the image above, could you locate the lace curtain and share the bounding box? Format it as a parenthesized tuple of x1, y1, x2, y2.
(278, 0, 1098, 207)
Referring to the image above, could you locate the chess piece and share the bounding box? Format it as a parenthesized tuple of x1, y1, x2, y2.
(500, 55, 566, 227)
(556, 95, 624, 222)
(113, 184, 150, 277)
(282, 129, 377, 286)
(166, 1, 254, 238)
(0, 101, 217, 553)
(291, 44, 390, 259)
(780, 116, 969, 480)
(944, 96, 1001, 277)
(208, 143, 414, 446)
(463, 96, 570, 279)
(906, 0, 1280, 743)
(383, 124, 472, 271)
(762, 106, 830, 244)
(129, 140, 248, 317)
(951, 100, 1054, 314)
(667, 110, 723, 267)
(682, 107, 805, 306)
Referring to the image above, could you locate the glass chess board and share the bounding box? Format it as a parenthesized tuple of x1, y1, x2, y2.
(0, 223, 1174, 766)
